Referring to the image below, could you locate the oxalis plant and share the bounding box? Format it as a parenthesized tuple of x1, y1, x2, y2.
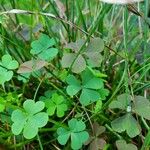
(5, 32, 109, 149)
(66, 68, 107, 106)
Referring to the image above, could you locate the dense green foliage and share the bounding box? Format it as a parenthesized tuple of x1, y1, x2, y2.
(0, 0, 150, 149)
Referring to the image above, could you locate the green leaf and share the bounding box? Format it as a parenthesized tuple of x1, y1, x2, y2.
(66, 75, 81, 96)
(83, 77, 103, 89)
(38, 47, 58, 61)
(45, 93, 68, 117)
(23, 100, 45, 114)
(68, 118, 86, 132)
(1, 54, 19, 69)
(66, 85, 81, 97)
(11, 100, 48, 139)
(30, 34, 58, 61)
(80, 89, 100, 106)
(11, 109, 27, 123)
(0, 97, 6, 112)
(71, 132, 89, 150)
(94, 100, 102, 113)
(111, 113, 141, 138)
(57, 128, 70, 145)
(66, 75, 81, 86)
(98, 88, 109, 100)
(81, 68, 94, 84)
(39, 90, 55, 101)
(0, 55, 18, 84)
(57, 119, 89, 150)
(12, 121, 25, 135)
(116, 140, 137, 150)
(32, 112, 48, 127)
(109, 94, 132, 110)
(134, 96, 150, 120)
(23, 118, 39, 139)
(11, 110, 27, 135)
(66, 69, 105, 106)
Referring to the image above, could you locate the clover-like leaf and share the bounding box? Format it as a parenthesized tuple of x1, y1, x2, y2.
(30, 34, 58, 61)
(116, 140, 137, 150)
(11, 100, 48, 139)
(57, 118, 89, 150)
(44, 93, 68, 117)
(109, 94, 132, 110)
(66, 69, 104, 106)
(62, 38, 104, 73)
(111, 113, 141, 138)
(0, 54, 19, 85)
(133, 96, 150, 120)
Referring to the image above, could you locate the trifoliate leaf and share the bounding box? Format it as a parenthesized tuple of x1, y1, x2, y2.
(66, 68, 106, 106)
(57, 118, 89, 150)
(62, 38, 104, 72)
(44, 93, 68, 117)
(30, 34, 58, 61)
